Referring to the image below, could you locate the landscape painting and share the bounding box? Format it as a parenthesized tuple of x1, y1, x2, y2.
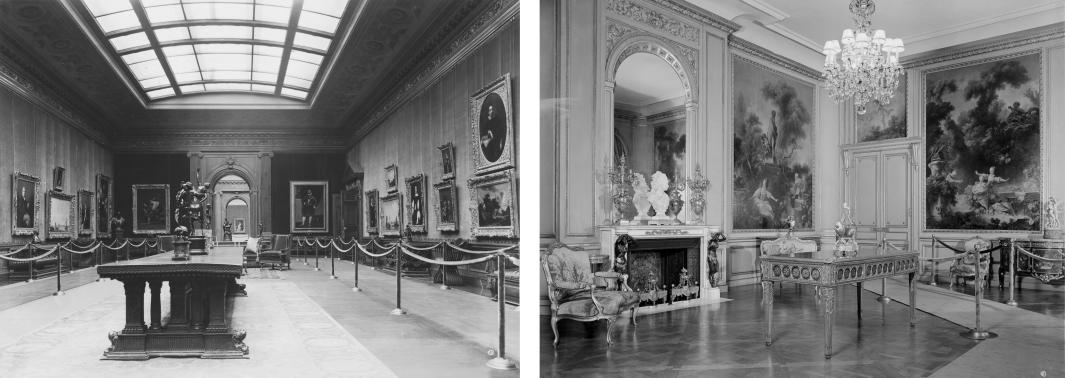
(468, 170, 517, 238)
(925, 53, 1041, 231)
(856, 75, 907, 142)
(732, 56, 816, 230)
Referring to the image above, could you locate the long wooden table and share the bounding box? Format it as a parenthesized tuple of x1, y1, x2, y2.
(760, 248, 919, 359)
(97, 245, 248, 360)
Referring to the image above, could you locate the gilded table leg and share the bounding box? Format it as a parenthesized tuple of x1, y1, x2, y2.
(909, 272, 916, 327)
(762, 280, 774, 346)
(818, 286, 837, 359)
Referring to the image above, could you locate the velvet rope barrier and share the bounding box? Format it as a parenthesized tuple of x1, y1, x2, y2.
(399, 246, 496, 266)
(444, 242, 517, 255)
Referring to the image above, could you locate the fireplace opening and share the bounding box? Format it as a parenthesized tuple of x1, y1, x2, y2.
(624, 238, 700, 306)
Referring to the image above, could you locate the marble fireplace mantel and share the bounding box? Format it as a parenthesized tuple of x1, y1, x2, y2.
(597, 224, 727, 296)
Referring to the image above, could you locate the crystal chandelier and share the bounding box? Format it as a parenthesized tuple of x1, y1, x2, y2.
(822, 0, 904, 114)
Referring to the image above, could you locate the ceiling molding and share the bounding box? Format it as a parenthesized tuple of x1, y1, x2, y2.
(112, 131, 347, 153)
(348, 0, 518, 144)
(761, 23, 821, 53)
(739, 0, 788, 22)
(647, 0, 741, 34)
(901, 24, 1064, 68)
(900, 2, 1064, 45)
(728, 36, 823, 81)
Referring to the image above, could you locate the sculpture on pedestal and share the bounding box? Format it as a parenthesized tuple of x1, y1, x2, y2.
(631, 174, 651, 221)
(648, 172, 671, 223)
(1045, 197, 1063, 239)
(707, 232, 726, 287)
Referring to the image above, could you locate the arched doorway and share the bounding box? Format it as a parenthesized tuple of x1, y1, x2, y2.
(212, 174, 253, 240)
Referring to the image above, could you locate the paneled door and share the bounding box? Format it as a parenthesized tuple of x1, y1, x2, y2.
(847, 145, 915, 253)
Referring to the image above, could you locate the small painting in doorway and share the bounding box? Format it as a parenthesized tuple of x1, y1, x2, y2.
(290, 181, 328, 234)
(234, 218, 246, 233)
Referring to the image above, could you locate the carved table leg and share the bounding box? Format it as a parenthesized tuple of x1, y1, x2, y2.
(762, 280, 774, 346)
(909, 272, 917, 327)
(122, 280, 146, 334)
(856, 281, 862, 320)
(148, 280, 162, 331)
(168, 280, 188, 328)
(818, 286, 837, 359)
(189, 281, 205, 330)
(206, 279, 228, 332)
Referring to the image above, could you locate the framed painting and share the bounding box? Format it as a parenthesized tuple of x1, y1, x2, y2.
(46, 191, 75, 240)
(291, 181, 329, 234)
(96, 174, 112, 238)
(470, 73, 515, 175)
(924, 52, 1042, 231)
(77, 190, 94, 237)
(434, 180, 458, 232)
(438, 142, 456, 180)
(380, 192, 403, 237)
(856, 73, 907, 143)
(52, 167, 65, 192)
(405, 174, 427, 233)
(468, 169, 517, 238)
(343, 176, 361, 202)
(385, 164, 399, 193)
(365, 189, 380, 235)
(132, 184, 170, 235)
(731, 55, 816, 231)
(12, 172, 41, 236)
(233, 218, 247, 234)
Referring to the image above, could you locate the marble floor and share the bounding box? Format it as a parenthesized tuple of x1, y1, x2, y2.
(541, 284, 981, 377)
(0, 248, 519, 377)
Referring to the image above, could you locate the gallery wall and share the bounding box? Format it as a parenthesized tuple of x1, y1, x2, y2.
(0, 85, 112, 245)
(112, 154, 189, 237)
(348, 19, 519, 242)
(270, 153, 345, 234)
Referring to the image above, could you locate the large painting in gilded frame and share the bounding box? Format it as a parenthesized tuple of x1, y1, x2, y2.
(290, 181, 329, 234)
(924, 52, 1042, 231)
(77, 190, 94, 237)
(380, 192, 403, 237)
(433, 180, 458, 232)
(731, 55, 816, 231)
(470, 74, 515, 175)
(132, 184, 170, 235)
(46, 191, 75, 240)
(405, 174, 427, 234)
(856, 74, 907, 143)
(468, 169, 517, 238)
(11, 172, 41, 236)
(365, 189, 379, 235)
(96, 174, 112, 238)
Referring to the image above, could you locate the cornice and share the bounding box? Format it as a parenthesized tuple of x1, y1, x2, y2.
(349, 0, 519, 145)
(901, 26, 1064, 68)
(607, 0, 700, 42)
(646, 0, 740, 35)
(728, 36, 822, 81)
(112, 131, 347, 153)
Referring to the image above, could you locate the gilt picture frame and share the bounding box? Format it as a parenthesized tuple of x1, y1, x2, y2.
(405, 174, 427, 234)
(380, 192, 403, 237)
(12, 172, 41, 236)
(470, 74, 515, 175)
(434, 180, 458, 232)
(468, 169, 517, 238)
(438, 142, 456, 180)
(290, 181, 329, 234)
(132, 184, 170, 235)
(46, 191, 75, 240)
(365, 189, 379, 235)
(96, 174, 112, 238)
(77, 190, 94, 237)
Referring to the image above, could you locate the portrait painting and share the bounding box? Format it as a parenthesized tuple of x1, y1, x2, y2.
(290, 181, 329, 234)
(365, 189, 379, 235)
(434, 180, 458, 232)
(385, 165, 399, 193)
(438, 142, 456, 180)
(731, 56, 816, 230)
(234, 218, 246, 233)
(96, 174, 112, 237)
(856, 74, 907, 142)
(52, 167, 65, 192)
(47, 191, 75, 240)
(925, 52, 1042, 231)
(132, 184, 170, 235)
(12, 172, 40, 236)
(78, 190, 94, 236)
(470, 74, 515, 175)
(468, 169, 517, 238)
(405, 174, 427, 233)
(380, 193, 403, 237)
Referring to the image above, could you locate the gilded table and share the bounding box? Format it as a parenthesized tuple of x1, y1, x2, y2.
(760, 248, 919, 359)
(97, 247, 248, 360)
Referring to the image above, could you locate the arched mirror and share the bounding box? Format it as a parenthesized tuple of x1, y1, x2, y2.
(613, 52, 687, 220)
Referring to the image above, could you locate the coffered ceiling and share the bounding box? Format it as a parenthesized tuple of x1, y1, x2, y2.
(0, 0, 487, 138)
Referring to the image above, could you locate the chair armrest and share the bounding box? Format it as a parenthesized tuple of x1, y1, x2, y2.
(552, 279, 590, 290)
(594, 271, 622, 278)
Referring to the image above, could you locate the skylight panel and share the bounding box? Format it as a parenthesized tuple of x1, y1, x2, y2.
(255, 5, 291, 24)
(165, 55, 200, 74)
(129, 59, 166, 81)
(174, 72, 203, 84)
(122, 50, 159, 66)
(146, 87, 176, 99)
(110, 32, 150, 52)
(96, 11, 141, 34)
(292, 32, 331, 51)
(162, 45, 195, 56)
(205, 83, 251, 92)
(195, 43, 253, 54)
(251, 84, 276, 93)
(142, 0, 181, 6)
(198, 54, 252, 71)
(183, 3, 254, 21)
(180, 84, 207, 93)
(189, 25, 254, 39)
(253, 27, 287, 43)
(253, 56, 281, 73)
(298, 11, 339, 34)
(285, 59, 319, 80)
(139, 76, 172, 90)
(155, 27, 191, 42)
(144, 5, 185, 24)
(83, 0, 133, 17)
(253, 45, 284, 56)
(280, 88, 307, 100)
(302, 0, 347, 17)
(284, 75, 311, 89)
(202, 71, 252, 81)
(257, 0, 293, 7)
(252, 72, 278, 82)
(289, 50, 323, 65)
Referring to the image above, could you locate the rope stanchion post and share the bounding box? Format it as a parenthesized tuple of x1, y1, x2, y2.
(486, 252, 516, 370)
(352, 241, 362, 292)
(54, 244, 64, 296)
(960, 250, 997, 340)
(440, 243, 451, 290)
(27, 245, 35, 283)
(314, 238, 321, 271)
(329, 239, 337, 279)
(390, 246, 406, 315)
(929, 235, 938, 286)
(1007, 239, 1017, 306)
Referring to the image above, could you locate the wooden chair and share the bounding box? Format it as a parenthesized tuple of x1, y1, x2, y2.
(258, 234, 291, 270)
(541, 243, 640, 347)
(950, 237, 992, 289)
(760, 234, 817, 292)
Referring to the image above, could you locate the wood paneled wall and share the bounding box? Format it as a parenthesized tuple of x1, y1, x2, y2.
(349, 21, 519, 241)
(0, 85, 113, 244)
(270, 153, 345, 234)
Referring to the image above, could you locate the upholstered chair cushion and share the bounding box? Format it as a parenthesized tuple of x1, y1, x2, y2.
(545, 246, 595, 299)
(244, 237, 260, 254)
(556, 290, 641, 318)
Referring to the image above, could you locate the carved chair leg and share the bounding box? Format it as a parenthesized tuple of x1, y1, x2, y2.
(551, 316, 560, 348)
(605, 317, 617, 346)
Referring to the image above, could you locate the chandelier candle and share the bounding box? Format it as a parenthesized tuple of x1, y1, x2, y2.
(822, 0, 904, 114)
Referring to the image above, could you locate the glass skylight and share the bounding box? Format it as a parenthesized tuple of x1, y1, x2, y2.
(78, 0, 351, 102)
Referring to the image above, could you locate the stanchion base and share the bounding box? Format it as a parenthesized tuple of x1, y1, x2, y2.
(1006, 300, 1018, 307)
(929, 281, 937, 287)
(329, 275, 338, 279)
(390, 308, 406, 316)
(314, 268, 321, 271)
(440, 285, 451, 290)
(352, 286, 362, 292)
(960, 329, 997, 340)
(876, 296, 892, 303)
(53, 291, 65, 296)
(26, 279, 34, 283)
(486, 357, 516, 370)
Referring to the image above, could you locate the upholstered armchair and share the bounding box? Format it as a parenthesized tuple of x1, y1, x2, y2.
(949, 237, 992, 288)
(258, 234, 291, 270)
(542, 243, 640, 347)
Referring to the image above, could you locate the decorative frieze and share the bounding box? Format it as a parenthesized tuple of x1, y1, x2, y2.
(646, 0, 739, 35)
(113, 132, 346, 152)
(729, 36, 823, 81)
(902, 27, 1063, 68)
(607, 0, 698, 42)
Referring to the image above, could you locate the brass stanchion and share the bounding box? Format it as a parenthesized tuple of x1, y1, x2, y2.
(314, 238, 321, 271)
(440, 243, 451, 290)
(390, 246, 406, 315)
(1007, 239, 1018, 307)
(352, 242, 362, 292)
(329, 240, 337, 279)
(28, 245, 36, 283)
(54, 246, 65, 296)
(486, 253, 516, 370)
(960, 250, 997, 340)
(930, 235, 938, 286)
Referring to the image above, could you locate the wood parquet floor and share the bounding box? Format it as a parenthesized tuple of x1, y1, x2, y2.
(541, 284, 979, 377)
